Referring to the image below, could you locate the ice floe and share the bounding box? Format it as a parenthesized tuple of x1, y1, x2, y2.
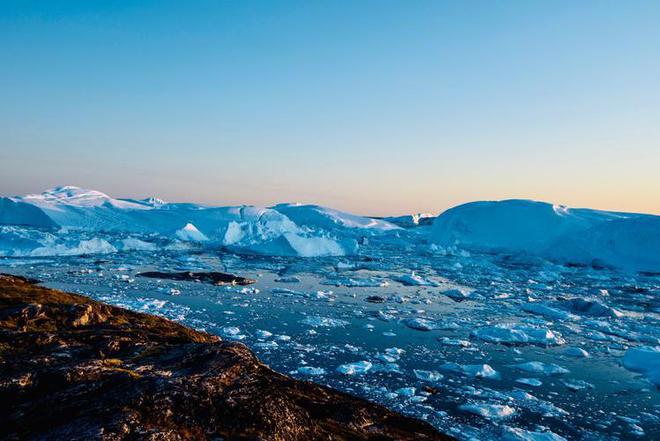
(510, 362, 569, 376)
(471, 323, 565, 346)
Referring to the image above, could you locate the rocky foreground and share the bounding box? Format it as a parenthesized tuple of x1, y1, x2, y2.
(0, 274, 451, 440)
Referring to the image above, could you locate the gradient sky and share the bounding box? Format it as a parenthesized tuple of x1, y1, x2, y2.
(1, 1, 659, 216)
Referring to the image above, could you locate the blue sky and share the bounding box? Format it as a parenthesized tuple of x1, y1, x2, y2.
(1, 1, 659, 215)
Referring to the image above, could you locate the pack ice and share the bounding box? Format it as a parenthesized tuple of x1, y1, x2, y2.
(430, 199, 660, 272)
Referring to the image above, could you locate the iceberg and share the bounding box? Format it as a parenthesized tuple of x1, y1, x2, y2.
(0, 187, 356, 257)
(272, 203, 399, 233)
(430, 199, 660, 271)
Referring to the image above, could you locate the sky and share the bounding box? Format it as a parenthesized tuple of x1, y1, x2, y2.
(1, 1, 659, 216)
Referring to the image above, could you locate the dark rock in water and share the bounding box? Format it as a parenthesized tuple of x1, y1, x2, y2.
(365, 295, 386, 303)
(0, 274, 451, 441)
(137, 271, 256, 286)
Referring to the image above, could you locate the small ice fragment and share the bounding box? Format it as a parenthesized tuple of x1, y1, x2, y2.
(255, 329, 273, 339)
(511, 361, 569, 376)
(336, 360, 372, 375)
(441, 362, 501, 379)
(563, 347, 590, 358)
(516, 378, 543, 387)
(459, 403, 516, 420)
(297, 366, 326, 376)
(405, 317, 437, 331)
(438, 337, 471, 347)
(561, 379, 594, 391)
(301, 316, 349, 327)
(501, 426, 568, 441)
(396, 387, 416, 397)
(414, 370, 444, 382)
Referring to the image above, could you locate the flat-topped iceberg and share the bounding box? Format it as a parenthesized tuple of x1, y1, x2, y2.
(430, 199, 660, 271)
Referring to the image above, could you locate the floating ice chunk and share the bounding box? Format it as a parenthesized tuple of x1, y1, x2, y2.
(254, 341, 278, 349)
(301, 316, 349, 327)
(254, 329, 273, 339)
(507, 390, 568, 417)
(515, 378, 543, 387)
(384, 347, 405, 357)
(414, 370, 444, 382)
(296, 366, 326, 376)
(438, 337, 471, 347)
(372, 363, 402, 373)
(441, 362, 501, 379)
(405, 317, 438, 331)
(560, 298, 624, 318)
(561, 379, 594, 391)
(622, 346, 660, 386)
(442, 287, 473, 301)
(220, 326, 246, 340)
(336, 360, 372, 375)
(459, 403, 516, 420)
(522, 302, 579, 321)
(471, 323, 565, 346)
(563, 347, 590, 358)
(221, 326, 241, 336)
(501, 426, 568, 441)
(175, 223, 209, 242)
(511, 361, 569, 376)
(30, 238, 117, 256)
(396, 387, 416, 397)
(396, 272, 439, 286)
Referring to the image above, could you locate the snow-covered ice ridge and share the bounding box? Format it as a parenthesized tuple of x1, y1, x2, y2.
(1, 187, 659, 271)
(0, 186, 401, 258)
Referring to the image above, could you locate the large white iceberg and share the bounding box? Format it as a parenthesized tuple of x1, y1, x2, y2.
(430, 199, 660, 271)
(0, 187, 360, 257)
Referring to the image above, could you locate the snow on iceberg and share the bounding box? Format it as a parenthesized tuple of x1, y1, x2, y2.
(383, 213, 434, 228)
(175, 223, 209, 242)
(430, 199, 660, 271)
(272, 203, 399, 233)
(30, 238, 117, 257)
(0, 187, 357, 257)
